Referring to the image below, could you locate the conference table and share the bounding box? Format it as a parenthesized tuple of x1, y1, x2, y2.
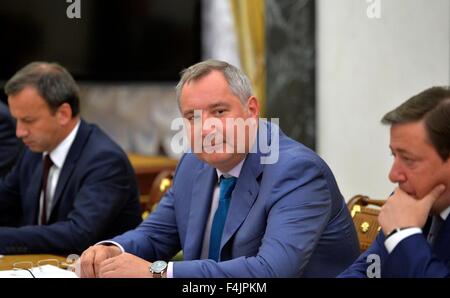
(0, 254, 69, 271)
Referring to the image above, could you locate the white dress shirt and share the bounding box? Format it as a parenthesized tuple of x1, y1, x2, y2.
(384, 205, 450, 253)
(39, 121, 80, 225)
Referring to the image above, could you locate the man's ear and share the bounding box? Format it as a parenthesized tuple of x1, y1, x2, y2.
(246, 96, 259, 118)
(56, 103, 73, 125)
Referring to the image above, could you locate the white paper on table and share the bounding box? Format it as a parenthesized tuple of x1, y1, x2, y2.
(0, 264, 78, 278)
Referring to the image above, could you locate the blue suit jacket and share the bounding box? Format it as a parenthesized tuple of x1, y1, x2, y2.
(339, 216, 450, 277)
(112, 123, 359, 277)
(0, 102, 22, 177)
(0, 119, 142, 254)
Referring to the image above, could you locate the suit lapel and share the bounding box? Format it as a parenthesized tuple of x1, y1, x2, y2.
(423, 216, 433, 236)
(50, 120, 91, 215)
(220, 120, 271, 257)
(183, 165, 217, 260)
(433, 216, 450, 261)
(24, 154, 45, 225)
(221, 151, 263, 253)
(51, 160, 76, 213)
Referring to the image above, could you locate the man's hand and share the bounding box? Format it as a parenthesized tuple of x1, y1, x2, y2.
(97, 252, 153, 278)
(379, 184, 446, 236)
(79, 244, 122, 278)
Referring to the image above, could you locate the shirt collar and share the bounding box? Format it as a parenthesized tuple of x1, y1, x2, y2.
(440, 205, 450, 221)
(44, 120, 80, 168)
(216, 157, 246, 180)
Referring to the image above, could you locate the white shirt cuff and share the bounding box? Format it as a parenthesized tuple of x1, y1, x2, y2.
(96, 241, 173, 278)
(384, 227, 422, 253)
(96, 240, 125, 253)
(166, 262, 173, 278)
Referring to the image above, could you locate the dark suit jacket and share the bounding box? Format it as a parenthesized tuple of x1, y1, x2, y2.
(0, 119, 142, 254)
(0, 102, 22, 177)
(339, 216, 450, 277)
(112, 122, 360, 277)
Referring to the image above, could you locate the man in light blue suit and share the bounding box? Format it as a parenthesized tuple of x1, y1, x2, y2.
(340, 87, 450, 278)
(80, 59, 359, 278)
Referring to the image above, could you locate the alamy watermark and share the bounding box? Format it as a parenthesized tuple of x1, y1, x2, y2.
(366, 0, 381, 19)
(66, 0, 81, 19)
(170, 112, 280, 165)
(366, 253, 381, 278)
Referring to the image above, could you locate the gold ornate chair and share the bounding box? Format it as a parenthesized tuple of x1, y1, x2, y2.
(140, 170, 183, 261)
(347, 195, 386, 252)
(142, 170, 174, 220)
(127, 154, 178, 213)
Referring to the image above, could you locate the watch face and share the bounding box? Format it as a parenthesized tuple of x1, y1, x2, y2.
(151, 261, 167, 273)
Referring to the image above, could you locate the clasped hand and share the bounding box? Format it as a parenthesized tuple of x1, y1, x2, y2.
(78, 245, 153, 278)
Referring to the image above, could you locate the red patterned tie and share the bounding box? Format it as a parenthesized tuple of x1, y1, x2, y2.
(41, 154, 54, 225)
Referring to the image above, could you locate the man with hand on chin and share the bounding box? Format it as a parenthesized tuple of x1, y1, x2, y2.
(340, 86, 450, 278)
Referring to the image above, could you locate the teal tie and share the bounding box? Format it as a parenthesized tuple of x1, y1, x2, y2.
(208, 176, 237, 261)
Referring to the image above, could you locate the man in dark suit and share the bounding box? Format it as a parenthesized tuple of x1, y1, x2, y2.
(0, 62, 142, 255)
(79, 59, 359, 278)
(0, 101, 23, 177)
(340, 87, 450, 277)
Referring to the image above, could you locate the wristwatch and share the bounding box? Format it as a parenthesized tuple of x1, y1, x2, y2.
(385, 226, 414, 239)
(149, 260, 168, 278)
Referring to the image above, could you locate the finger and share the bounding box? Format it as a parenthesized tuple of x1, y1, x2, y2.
(93, 247, 113, 277)
(422, 184, 446, 207)
(99, 255, 116, 268)
(98, 259, 117, 278)
(80, 247, 96, 278)
(99, 267, 117, 278)
(388, 187, 402, 200)
(100, 269, 121, 278)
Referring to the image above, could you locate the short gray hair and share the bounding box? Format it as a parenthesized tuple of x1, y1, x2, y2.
(175, 59, 253, 107)
(4, 62, 80, 116)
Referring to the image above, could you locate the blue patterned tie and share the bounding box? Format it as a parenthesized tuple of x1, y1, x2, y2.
(208, 176, 237, 261)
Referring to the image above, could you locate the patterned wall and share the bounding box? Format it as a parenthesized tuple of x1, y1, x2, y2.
(266, 0, 316, 149)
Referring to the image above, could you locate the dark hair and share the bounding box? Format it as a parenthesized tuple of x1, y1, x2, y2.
(4, 62, 80, 117)
(382, 86, 450, 161)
